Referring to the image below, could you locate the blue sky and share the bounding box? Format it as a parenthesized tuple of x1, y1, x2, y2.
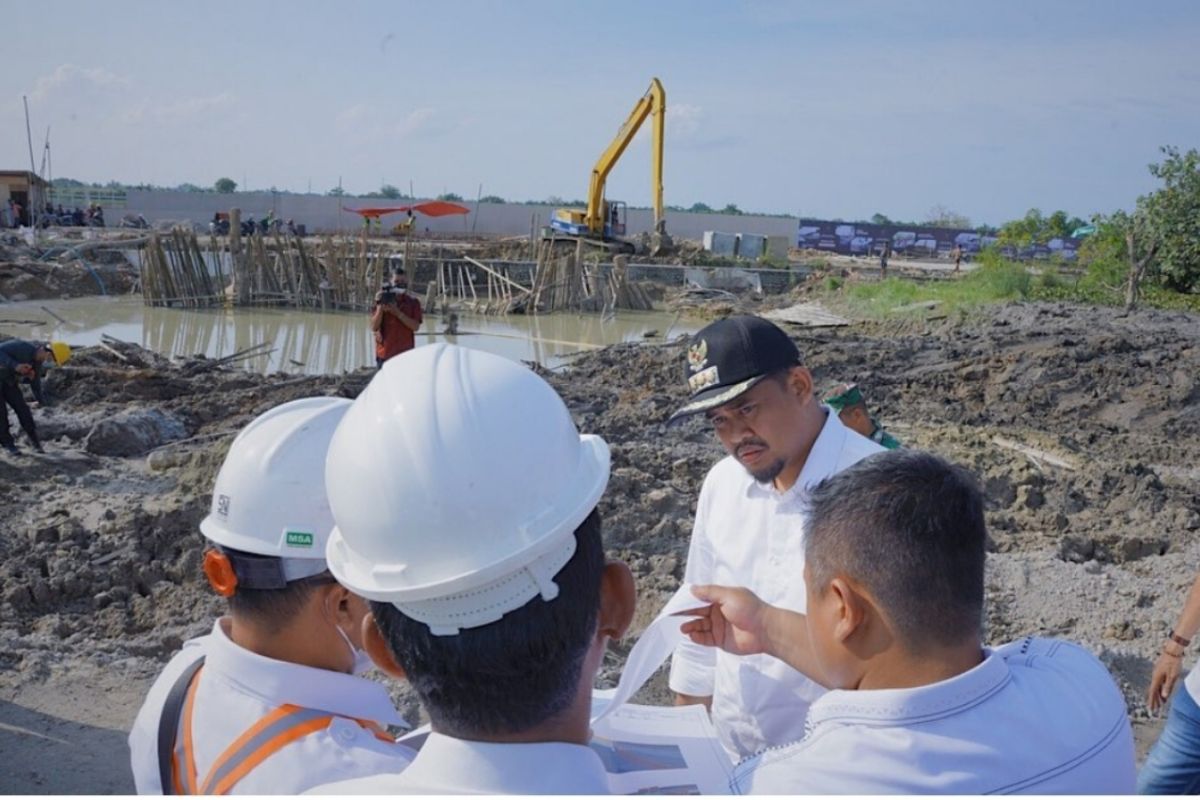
(5, 1, 1199, 226)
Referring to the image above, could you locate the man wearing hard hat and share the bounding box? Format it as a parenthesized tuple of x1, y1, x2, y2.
(665, 315, 885, 760)
(0, 338, 70, 456)
(310, 343, 637, 794)
(128, 397, 416, 794)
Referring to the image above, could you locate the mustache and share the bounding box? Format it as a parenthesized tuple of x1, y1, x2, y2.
(734, 438, 768, 459)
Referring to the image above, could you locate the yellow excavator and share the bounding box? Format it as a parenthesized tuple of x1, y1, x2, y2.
(548, 77, 672, 255)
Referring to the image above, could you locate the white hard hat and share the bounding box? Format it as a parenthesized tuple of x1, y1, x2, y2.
(200, 396, 352, 583)
(325, 343, 610, 635)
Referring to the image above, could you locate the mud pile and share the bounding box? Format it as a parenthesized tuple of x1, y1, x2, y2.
(0, 236, 138, 301)
(1, 301, 1197, 749)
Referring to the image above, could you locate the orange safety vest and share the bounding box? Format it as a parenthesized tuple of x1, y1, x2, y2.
(170, 666, 395, 795)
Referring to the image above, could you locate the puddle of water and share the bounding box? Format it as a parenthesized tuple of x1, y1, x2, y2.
(0, 297, 698, 374)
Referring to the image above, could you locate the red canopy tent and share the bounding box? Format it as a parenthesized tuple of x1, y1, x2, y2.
(343, 201, 470, 220)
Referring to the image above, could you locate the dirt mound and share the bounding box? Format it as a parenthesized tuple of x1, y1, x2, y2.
(1, 301, 1197, 751)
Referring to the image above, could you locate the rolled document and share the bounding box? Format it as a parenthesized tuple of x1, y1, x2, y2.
(592, 583, 707, 724)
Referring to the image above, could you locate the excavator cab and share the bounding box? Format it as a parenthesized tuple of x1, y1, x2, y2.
(605, 201, 627, 237)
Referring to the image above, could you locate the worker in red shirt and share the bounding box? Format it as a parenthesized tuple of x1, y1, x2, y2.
(370, 267, 423, 367)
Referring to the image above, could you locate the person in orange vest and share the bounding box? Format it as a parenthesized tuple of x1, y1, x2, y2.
(127, 398, 415, 794)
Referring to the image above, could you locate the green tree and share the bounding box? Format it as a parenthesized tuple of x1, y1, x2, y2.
(437, 192, 464, 202)
(379, 184, 402, 199)
(1142, 146, 1200, 293)
(480, 195, 506, 204)
(214, 177, 237, 193)
(327, 186, 346, 197)
(870, 213, 893, 226)
(688, 202, 714, 213)
(721, 203, 743, 215)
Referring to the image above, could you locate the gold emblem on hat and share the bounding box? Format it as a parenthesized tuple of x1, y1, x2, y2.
(687, 339, 708, 373)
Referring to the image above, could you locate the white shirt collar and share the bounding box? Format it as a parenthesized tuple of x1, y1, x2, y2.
(746, 406, 848, 500)
(399, 732, 611, 794)
(807, 646, 1004, 727)
(204, 618, 405, 727)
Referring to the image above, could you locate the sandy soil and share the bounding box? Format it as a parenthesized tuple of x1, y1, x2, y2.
(2, 300, 1197, 792)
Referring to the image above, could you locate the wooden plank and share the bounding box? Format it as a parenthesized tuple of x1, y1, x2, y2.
(991, 436, 1078, 471)
(762, 302, 851, 328)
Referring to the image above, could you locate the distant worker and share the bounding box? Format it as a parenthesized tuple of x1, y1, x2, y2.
(952, 243, 964, 272)
(128, 398, 416, 794)
(370, 267, 423, 367)
(823, 382, 901, 449)
(879, 240, 891, 278)
(0, 339, 70, 456)
(1139, 568, 1200, 793)
(665, 316, 885, 760)
(682, 450, 1136, 793)
(310, 344, 635, 794)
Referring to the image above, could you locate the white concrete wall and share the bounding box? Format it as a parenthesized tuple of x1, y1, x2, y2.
(116, 190, 798, 241)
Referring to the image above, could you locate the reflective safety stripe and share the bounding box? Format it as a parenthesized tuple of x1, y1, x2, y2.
(200, 707, 334, 795)
(168, 666, 398, 794)
(174, 666, 203, 794)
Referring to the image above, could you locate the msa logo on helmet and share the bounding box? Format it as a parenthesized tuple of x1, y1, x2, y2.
(688, 365, 719, 393)
(216, 494, 231, 517)
(285, 531, 314, 548)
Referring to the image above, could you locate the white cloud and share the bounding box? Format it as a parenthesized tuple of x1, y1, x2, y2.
(29, 64, 129, 102)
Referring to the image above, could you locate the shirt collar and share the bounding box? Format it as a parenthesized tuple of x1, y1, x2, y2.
(400, 732, 611, 794)
(807, 646, 1007, 728)
(745, 406, 848, 500)
(204, 618, 405, 727)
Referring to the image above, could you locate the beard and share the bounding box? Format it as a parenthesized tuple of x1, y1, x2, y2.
(746, 457, 786, 484)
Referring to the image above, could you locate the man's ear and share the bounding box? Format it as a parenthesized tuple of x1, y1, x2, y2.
(786, 366, 815, 403)
(361, 612, 407, 680)
(597, 560, 636, 642)
(828, 577, 867, 644)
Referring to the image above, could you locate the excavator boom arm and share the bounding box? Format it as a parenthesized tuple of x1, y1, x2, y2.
(584, 78, 665, 235)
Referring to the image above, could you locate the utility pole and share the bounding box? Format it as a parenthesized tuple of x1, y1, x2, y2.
(22, 96, 39, 236)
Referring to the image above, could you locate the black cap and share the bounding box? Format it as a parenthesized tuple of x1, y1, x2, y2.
(667, 315, 801, 425)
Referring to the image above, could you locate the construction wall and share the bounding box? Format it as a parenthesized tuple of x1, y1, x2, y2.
(115, 189, 799, 241)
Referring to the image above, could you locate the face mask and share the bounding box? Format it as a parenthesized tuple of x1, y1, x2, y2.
(395, 286, 407, 295)
(333, 621, 375, 675)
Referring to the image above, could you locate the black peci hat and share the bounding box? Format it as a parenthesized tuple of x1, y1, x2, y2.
(667, 315, 801, 425)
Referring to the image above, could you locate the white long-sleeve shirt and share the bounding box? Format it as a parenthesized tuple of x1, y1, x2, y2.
(669, 408, 884, 759)
(308, 732, 611, 794)
(731, 637, 1136, 794)
(129, 618, 414, 794)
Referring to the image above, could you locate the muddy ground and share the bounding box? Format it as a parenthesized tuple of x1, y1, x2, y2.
(2, 301, 1198, 792)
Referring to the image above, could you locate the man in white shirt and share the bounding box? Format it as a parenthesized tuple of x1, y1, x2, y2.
(308, 344, 636, 794)
(128, 398, 415, 794)
(680, 449, 1137, 794)
(666, 314, 884, 758)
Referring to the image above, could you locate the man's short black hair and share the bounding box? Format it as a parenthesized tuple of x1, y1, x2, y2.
(222, 547, 335, 633)
(370, 509, 605, 738)
(804, 450, 986, 650)
(392, 267, 406, 277)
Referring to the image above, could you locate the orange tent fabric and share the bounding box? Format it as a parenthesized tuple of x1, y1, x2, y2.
(344, 201, 470, 219)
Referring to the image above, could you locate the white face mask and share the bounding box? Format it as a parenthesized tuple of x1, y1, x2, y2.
(333, 621, 375, 675)
(395, 286, 407, 295)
